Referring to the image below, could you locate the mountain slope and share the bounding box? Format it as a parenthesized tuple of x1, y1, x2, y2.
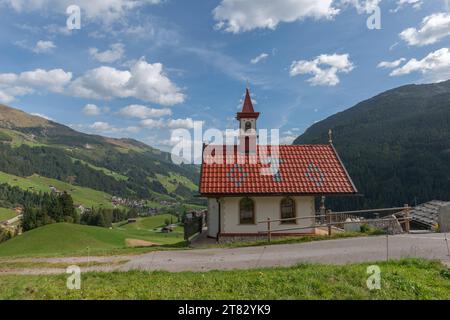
(0, 104, 201, 205)
(294, 80, 450, 209)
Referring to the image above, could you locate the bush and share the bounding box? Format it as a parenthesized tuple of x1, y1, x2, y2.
(360, 224, 371, 233)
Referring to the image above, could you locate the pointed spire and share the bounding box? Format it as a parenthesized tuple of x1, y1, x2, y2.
(242, 88, 255, 113)
(236, 87, 260, 120)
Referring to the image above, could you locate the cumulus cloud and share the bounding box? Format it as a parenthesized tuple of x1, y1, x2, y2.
(392, 0, 423, 12)
(390, 48, 450, 82)
(69, 58, 185, 105)
(31, 113, 54, 121)
(89, 43, 124, 63)
(0, 68, 72, 103)
(250, 53, 269, 64)
(33, 40, 56, 54)
(2, 0, 163, 24)
(213, 0, 338, 33)
(290, 53, 354, 86)
(341, 0, 381, 13)
(377, 58, 406, 69)
(118, 104, 172, 119)
(89, 121, 115, 131)
(139, 118, 165, 128)
(400, 12, 450, 46)
(167, 118, 197, 129)
(83, 104, 102, 116)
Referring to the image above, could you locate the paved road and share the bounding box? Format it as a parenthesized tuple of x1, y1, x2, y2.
(120, 233, 450, 272)
(1, 234, 449, 275)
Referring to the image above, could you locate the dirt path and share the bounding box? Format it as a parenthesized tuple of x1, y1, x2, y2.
(1, 234, 449, 275)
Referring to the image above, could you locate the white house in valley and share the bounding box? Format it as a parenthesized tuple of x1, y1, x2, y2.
(199, 88, 358, 241)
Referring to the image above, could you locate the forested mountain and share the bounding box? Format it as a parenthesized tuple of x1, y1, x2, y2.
(294, 80, 450, 210)
(0, 104, 201, 205)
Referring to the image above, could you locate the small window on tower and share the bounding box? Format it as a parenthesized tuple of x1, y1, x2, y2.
(245, 121, 252, 131)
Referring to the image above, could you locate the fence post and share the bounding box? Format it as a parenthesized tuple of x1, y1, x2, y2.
(267, 217, 272, 243)
(404, 204, 410, 233)
(327, 210, 332, 236)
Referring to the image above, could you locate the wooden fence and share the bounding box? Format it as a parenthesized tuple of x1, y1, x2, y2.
(258, 205, 411, 242)
(184, 215, 203, 241)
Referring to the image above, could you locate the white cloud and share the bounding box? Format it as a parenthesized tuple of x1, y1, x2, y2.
(69, 58, 184, 105)
(31, 113, 54, 121)
(2, 0, 163, 24)
(139, 118, 165, 128)
(377, 58, 406, 69)
(33, 40, 56, 54)
(400, 12, 450, 47)
(290, 53, 354, 86)
(280, 135, 297, 144)
(213, 0, 338, 33)
(83, 104, 102, 116)
(0, 68, 72, 103)
(167, 118, 197, 129)
(118, 104, 171, 119)
(89, 121, 115, 131)
(392, 0, 423, 12)
(250, 53, 269, 64)
(341, 0, 381, 14)
(89, 43, 124, 63)
(390, 48, 450, 82)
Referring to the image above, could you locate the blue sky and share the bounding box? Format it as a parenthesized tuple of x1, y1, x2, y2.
(0, 0, 449, 150)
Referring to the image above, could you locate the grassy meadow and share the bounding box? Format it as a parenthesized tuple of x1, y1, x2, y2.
(0, 171, 113, 208)
(0, 215, 185, 258)
(0, 207, 18, 222)
(0, 259, 448, 300)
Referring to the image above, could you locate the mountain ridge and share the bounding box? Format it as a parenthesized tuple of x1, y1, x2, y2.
(0, 104, 201, 207)
(294, 80, 450, 209)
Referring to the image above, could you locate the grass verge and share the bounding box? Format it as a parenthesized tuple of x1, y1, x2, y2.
(0, 259, 448, 300)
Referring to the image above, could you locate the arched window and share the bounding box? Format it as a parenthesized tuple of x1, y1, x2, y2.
(240, 198, 255, 224)
(280, 197, 296, 224)
(245, 121, 252, 132)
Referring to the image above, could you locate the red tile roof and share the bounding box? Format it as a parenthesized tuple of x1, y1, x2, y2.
(200, 144, 357, 196)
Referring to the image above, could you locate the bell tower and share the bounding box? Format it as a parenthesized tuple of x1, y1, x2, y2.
(237, 88, 259, 153)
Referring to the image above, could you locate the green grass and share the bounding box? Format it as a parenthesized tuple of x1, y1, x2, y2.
(0, 128, 47, 148)
(0, 171, 113, 208)
(0, 223, 130, 258)
(0, 207, 18, 222)
(155, 172, 197, 193)
(113, 215, 184, 246)
(0, 259, 448, 300)
(70, 158, 128, 181)
(0, 216, 186, 258)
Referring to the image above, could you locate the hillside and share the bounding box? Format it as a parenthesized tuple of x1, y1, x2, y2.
(0, 104, 201, 206)
(294, 80, 450, 209)
(0, 218, 184, 257)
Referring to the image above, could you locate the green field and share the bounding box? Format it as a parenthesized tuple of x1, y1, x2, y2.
(0, 215, 185, 258)
(155, 172, 197, 193)
(0, 207, 18, 222)
(70, 158, 128, 182)
(113, 214, 184, 246)
(0, 171, 113, 208)
(0, 259, 448, 299)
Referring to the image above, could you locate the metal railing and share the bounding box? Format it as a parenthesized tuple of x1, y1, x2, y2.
(257, 205, 412, 242)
